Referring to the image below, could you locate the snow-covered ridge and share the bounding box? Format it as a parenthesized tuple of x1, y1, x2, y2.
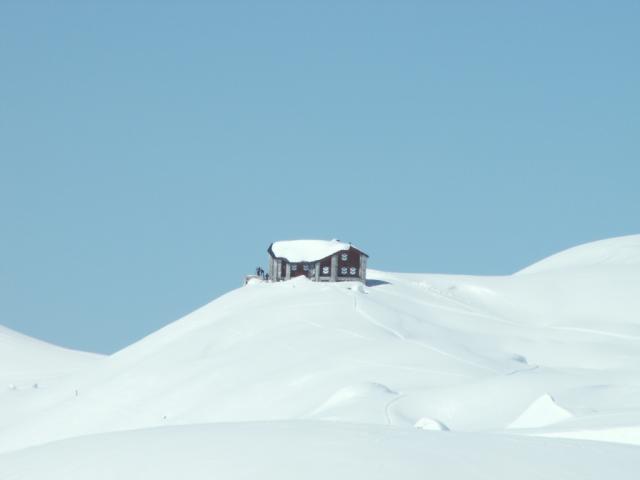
(517, 234, 640, 274)
(0, 325, 103, 382)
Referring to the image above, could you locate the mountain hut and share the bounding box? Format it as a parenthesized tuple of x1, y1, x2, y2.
(267, 240, 368, 283)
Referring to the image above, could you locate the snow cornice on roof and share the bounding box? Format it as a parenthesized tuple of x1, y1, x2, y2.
(268, 239, 368, 263)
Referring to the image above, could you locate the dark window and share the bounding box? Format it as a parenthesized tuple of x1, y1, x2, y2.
(303, 264, 309, 271)
(291, 264, 298, 271)
(340, 253, 348, 261)
(340, 267, 348, 275)
(322, 266, 330, 275)
(349, 267, 357, 275)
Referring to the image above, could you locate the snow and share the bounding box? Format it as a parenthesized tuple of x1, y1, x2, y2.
(0, 324, 102, 384)
(1, 234, 640, 477)
(517, 234, 640, 274)
(508, 393, 573, 429)
(541, 425, 640, 446)
(0, 325, 103, 435)
(2, 421, 640, 480)
(414, 417, 449, 431)
(269, 239, 358, 262)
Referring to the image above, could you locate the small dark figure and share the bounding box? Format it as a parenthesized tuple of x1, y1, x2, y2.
(264, 273, 269, 281)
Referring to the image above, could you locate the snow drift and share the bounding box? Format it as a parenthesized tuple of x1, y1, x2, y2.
(2, 421, 640, 480)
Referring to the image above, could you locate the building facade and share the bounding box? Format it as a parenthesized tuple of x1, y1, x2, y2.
(267, 240, 368, 283)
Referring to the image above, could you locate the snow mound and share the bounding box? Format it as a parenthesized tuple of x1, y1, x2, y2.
(319, 382, 397, 405)
(508, 394, 573, 429)
(414, 417, 449, 431)
(517, 234, 640, 274)
(308, 382, 398, 424)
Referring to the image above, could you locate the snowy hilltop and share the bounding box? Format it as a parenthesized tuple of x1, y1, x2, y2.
(1, 235, 640, 479)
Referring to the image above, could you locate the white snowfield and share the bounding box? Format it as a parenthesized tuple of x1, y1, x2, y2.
(3, 422, 640, 480)
(1, 234, 640, 479)
(0, 325, 101, 381)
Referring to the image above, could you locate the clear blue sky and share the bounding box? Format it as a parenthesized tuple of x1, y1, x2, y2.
(1, 1, 638, 354)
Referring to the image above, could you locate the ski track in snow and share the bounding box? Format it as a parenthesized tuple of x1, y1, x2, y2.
(350, 289, 502, 374)
(384, 394, 404, 425)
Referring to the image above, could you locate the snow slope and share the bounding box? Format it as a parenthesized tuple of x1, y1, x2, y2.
(2, 421, 640, 480)
(517, 234, 640, 274)
(1, 234, 639, 477)
(0, 325, 101, 382)
(0, 325, 103, 433)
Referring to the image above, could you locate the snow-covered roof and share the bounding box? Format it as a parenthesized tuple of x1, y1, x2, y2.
(269, 239, 366, 263)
